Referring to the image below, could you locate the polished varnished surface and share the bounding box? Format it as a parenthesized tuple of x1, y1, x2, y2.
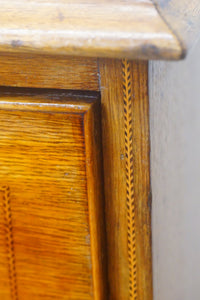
(0, 0, 199, 59)
(0, 1, 199, 297)
(0, 53, 99, 91)
(0, 0, 182, 60)
(0, 88, 107, 300)
(99, 59, 152, 300)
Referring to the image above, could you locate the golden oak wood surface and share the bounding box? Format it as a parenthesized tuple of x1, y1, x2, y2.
(99, 59, 152, 300)
(0, 88, 107, 300)
(99, 59, 129, 300)
(0, 52, 99, 91)
(0, 0, 182, 60)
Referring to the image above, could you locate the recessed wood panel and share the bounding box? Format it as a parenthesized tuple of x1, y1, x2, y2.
(0, 88, 106, 300)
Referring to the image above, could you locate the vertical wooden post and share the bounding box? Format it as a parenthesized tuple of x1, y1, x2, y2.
(99, 59, 152, 300)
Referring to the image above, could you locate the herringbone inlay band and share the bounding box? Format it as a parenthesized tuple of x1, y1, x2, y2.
(0, 186, 18, 300)
(122, 59, 137, 300)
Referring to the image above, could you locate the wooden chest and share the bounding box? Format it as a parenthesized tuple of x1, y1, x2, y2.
(0, 1, 199, 299)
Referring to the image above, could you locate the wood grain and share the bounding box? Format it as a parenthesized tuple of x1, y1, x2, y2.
(122, 59, 137, 299)
(129, 61, 152, 300)
(0, 52, 99, 91)
(0, 186, 18, 300)
(0, 0, 182, 60)
(0, 88, 107, 300)
(99, 59, 152, 300)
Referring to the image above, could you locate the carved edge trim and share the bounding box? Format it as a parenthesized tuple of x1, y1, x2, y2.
(122, 59, 137, 300)
(0, 186, 18, 300)
(151, 0, 186, 59)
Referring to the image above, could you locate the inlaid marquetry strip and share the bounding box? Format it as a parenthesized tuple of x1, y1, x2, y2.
(0, 186, 18, 300)
(122, 59, 137, 300)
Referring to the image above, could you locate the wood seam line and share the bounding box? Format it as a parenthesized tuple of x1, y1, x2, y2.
(0, 186, 18, 300)
(122, 59, 137, 300)
(151, 0, 186, 58)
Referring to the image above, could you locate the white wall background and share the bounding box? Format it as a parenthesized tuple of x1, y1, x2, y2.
(149, 38, 200, 300)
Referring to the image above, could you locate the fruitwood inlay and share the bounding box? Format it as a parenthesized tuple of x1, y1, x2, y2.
(0, 186, 18, 300)
(122, 59, 137, 300)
